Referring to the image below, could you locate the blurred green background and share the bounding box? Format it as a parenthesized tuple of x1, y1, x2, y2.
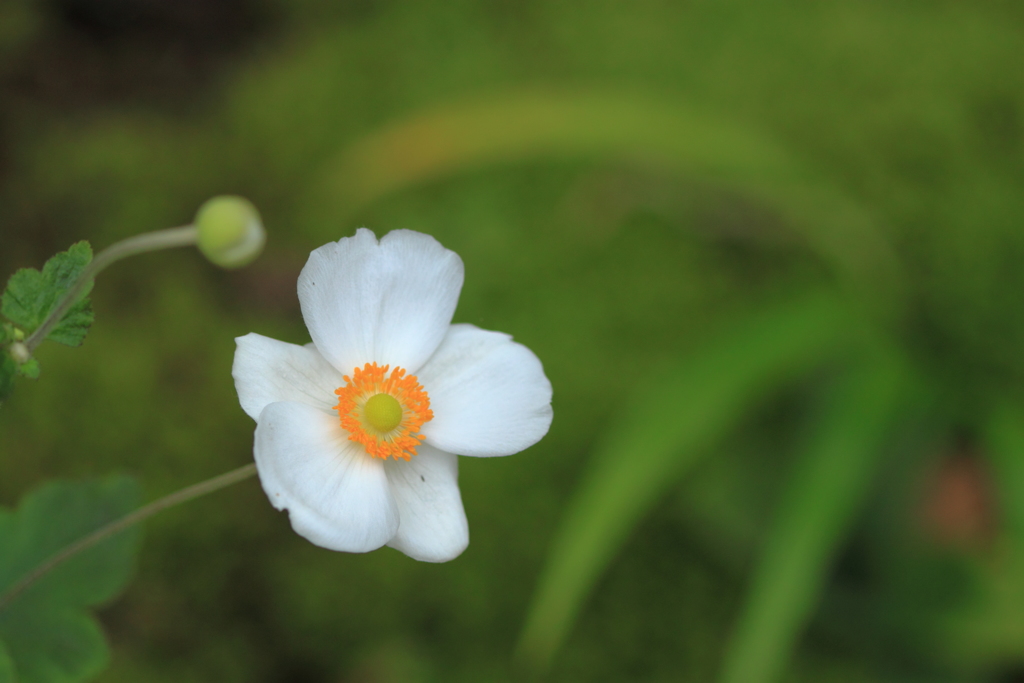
(2, 1, 1024, 681)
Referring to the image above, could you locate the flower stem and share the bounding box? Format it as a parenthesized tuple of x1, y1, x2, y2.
(0, 462, 257, 612)
(25, 225, 198, 353)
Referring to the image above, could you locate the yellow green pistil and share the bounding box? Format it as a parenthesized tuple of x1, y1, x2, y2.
(364, 393, 403, 433)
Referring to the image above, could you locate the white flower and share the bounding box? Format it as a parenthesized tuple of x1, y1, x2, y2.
(232, 229, 553, 562)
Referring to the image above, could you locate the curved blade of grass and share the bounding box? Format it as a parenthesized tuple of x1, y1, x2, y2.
(516, 289, 855, 670)
(718, 348, 911, 683)
(313, 89, 903, 309)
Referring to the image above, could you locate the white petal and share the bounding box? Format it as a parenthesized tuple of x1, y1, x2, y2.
(298, 228, 464, 376)
(255, 401, 399, 552)
(233, 334, 344, 420)
(384, 444, 469, 562)
(418, 324, 553, 457)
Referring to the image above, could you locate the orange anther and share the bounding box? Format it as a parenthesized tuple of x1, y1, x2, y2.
(334, 362, 433, 460)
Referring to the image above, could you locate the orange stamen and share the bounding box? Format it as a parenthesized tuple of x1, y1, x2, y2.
(333, 362, 433, 461)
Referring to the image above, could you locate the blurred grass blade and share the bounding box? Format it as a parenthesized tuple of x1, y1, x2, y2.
(516, 289, 855, 670)
(983, 403, 1024, 538)
(718, 349, 910, 683)
(314, 90, 903, 309)
(322, 90, 798, 207)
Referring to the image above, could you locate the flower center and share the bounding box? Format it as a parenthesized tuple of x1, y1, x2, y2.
(334, 362, 433, 461)
(364, 393, 403, 432)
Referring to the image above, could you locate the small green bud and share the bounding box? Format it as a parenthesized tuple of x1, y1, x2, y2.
(9, 341, 30, 364)
(195, 196, 266, 269)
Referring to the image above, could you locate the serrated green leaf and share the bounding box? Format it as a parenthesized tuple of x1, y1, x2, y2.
(16, 359, 39, 380)
(44, 301, 93, 348)
(717, 350, 913, 683)
(517, 290, 856, 669)
(0, 476, 142, 683)
(1, 242, 94, 347)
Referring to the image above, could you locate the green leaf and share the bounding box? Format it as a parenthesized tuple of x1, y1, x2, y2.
(516, 289, 856, 670)
(0, 612, 105, 683)
(1, 242, 94, 347)
(16, 359, 39, 380)
(717, 349, 912, 683)
(0, 476, 142, 683)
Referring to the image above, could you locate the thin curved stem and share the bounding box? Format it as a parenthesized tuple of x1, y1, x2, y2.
(25, 225, 198, 353)
(0, 462, 257, 612)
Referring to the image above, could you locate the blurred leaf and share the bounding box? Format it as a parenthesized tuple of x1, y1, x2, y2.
(0, 476, 141, 683)
(315, 90, 904, 310)
(0, 613, 106, 683)
(928, 403, 1024, 666)
(1, 242, 94, 347)
(517, 289, 857, 669)
(718, 348, 912, 683)
(934, 548, 1024, 670)
(16, 359, 39, 381)
(984, 403, 1024, 538)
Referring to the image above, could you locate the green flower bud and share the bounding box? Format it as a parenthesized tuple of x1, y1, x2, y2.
(195, 196, 266, 269)
(9, 341, 30, 364)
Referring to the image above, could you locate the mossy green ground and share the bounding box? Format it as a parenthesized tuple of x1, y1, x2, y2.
(2, 1, 1024, 681)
